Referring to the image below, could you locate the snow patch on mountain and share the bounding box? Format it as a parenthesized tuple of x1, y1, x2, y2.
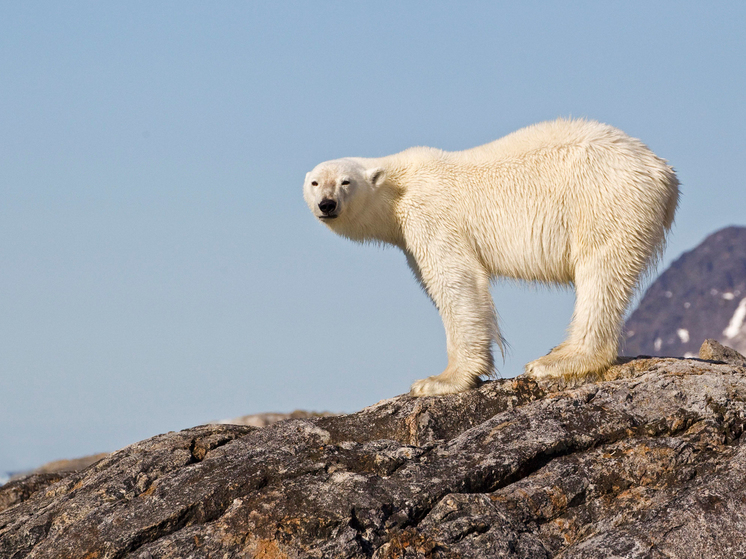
(677, 328, 690, 343)
(724, 297, 746, 339)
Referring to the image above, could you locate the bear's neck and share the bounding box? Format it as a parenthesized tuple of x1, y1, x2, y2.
(335, 180, 406, 248)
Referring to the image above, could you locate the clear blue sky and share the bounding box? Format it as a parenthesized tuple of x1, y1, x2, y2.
(1, 2, 744, 474)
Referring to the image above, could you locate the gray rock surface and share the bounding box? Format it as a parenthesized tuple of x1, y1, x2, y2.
(7, 453, 110, 482)
(1, 412, 335, 486)
(3, 353, 746, 558)
(699, 338, 746, 367)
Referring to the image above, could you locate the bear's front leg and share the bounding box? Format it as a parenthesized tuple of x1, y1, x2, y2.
(407, 249, 500, 397)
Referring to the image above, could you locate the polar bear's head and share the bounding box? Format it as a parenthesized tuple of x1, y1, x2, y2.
(303, 158, 386, 229)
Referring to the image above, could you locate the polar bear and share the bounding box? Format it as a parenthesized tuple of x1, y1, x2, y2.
(303, 119, 679, 396)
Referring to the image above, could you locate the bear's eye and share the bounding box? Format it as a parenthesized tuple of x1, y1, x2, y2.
(311, 181, 318, 186)
(341, 179, 350, 185)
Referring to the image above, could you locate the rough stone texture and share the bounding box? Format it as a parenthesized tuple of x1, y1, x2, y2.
(3, 354, 746, 558)
(0, 473, 68, 515)
(623, 225, 746, 357)
(2, 413, 335, 486)
(7, 453, 111, 481)
(700, 338, 746, 367)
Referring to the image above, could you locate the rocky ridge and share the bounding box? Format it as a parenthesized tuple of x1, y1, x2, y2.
(2, 340, 746, 558)
(212, 409, 338, 428)
(1, 412, 337, 485)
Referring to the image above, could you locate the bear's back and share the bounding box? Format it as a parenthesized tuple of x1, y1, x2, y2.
(460, 118, 633, 162)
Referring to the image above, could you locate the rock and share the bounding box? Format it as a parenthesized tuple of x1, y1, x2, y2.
(212, 409, 338, 428)
(16, 452, 110, 478)
(699, 338, 746, 367)
(0, 473, 68, 514)
(3, 356, 746, 558)
(1, 453, 108, 510)
(2, 412, 334, 487)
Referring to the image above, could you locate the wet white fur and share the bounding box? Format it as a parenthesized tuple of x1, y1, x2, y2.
(303, 119, 679, 396)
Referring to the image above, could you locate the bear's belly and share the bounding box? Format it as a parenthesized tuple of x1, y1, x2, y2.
(472, 226, 574, 285)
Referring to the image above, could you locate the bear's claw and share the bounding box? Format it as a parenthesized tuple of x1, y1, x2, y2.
(524, 358, 564, 379)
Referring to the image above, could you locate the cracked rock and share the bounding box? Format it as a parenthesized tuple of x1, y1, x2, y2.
(2, 354, 746, 558)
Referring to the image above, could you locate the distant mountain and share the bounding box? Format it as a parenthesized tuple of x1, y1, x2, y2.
(623, 226, 746, 357)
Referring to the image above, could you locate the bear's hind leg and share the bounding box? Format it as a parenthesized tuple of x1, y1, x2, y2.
(525, 252, 637, 381)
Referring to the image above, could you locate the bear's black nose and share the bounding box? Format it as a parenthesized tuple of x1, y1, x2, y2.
(318, 199, 337, 215)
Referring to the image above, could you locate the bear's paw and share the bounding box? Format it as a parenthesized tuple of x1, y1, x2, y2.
(409, 375, 481, 397)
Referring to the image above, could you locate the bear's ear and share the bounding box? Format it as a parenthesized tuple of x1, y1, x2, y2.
(366, 167, 386, 187)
